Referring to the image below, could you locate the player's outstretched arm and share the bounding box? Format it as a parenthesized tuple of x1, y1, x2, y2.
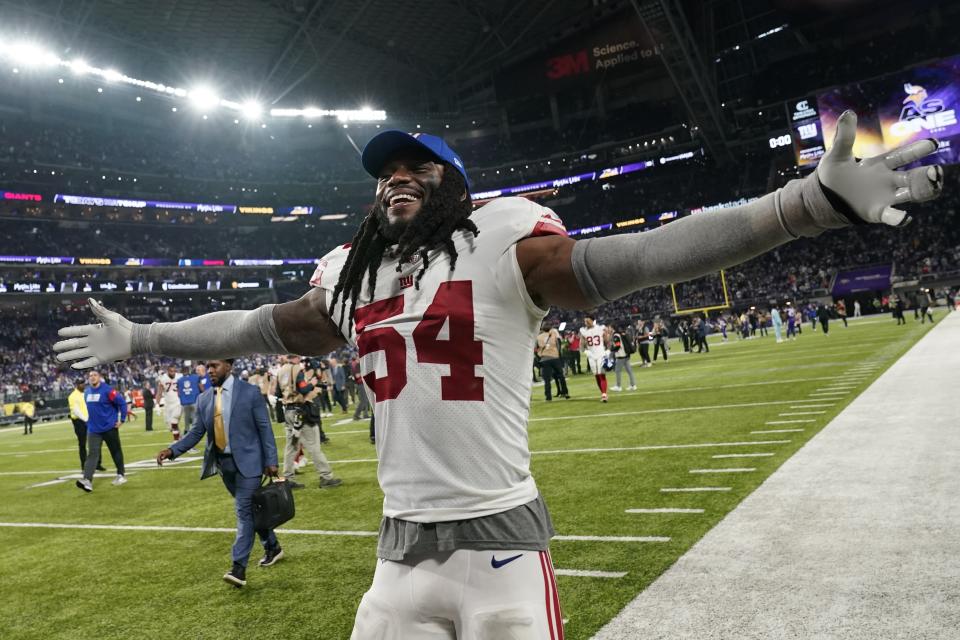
(54, 288, 344, 370)
(518, 110, 945, 310)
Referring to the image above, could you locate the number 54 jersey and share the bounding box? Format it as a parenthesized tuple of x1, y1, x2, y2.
(311, 197, 567, 523)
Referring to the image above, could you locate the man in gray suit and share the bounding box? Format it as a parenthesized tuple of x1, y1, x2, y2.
(156, 358, 282, 588)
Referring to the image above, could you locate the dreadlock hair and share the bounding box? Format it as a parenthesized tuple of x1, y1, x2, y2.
(329, 163, 479, 337)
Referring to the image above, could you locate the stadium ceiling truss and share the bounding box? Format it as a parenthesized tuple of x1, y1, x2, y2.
(0, 0, 615, 111)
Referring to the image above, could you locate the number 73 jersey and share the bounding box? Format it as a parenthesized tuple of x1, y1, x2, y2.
(311, 197, 567, 523)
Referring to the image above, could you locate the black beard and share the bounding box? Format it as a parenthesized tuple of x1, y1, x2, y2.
(374, 170, 470, 244)
(375, 205, 409, 242)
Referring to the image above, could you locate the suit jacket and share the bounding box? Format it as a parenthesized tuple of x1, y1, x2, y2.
(170, 377, 278, 480)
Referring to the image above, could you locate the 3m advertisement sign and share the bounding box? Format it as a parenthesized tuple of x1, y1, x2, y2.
(496, 11, 662, 97)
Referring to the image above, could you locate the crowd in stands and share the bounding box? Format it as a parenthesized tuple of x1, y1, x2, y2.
(0, 215, 353, 260)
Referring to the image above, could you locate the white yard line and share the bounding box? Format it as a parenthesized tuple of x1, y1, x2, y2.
(712, 453, 774, 458)
(752, 428, 805, 434)
(1, 442, 793, 478)
(532, 440, 791, 456)
(626, 508, 705, 514)
(765, 419, 815, 424)
(553, 535, 670, 542)
(554, 569, 627, 578)
(0, 521, 379, 537)
(529, 400, 816, 423)
(660, 487, 731, 493)
(789, 404, 835, 409)
(778, 411, 826, 416)
(689, 468, 755, 473)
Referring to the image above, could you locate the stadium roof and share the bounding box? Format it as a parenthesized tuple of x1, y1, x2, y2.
(0, 0, 609, 112)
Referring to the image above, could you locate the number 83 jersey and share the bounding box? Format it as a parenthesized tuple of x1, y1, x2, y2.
(311, 197, 567, 523)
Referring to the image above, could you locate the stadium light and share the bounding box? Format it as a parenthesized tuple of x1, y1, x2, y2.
(188, 86, 219, 111)
(7, 42, 57, 67)
(241, 100, 262, 120)
(69, 59, 91, 75)
(1, 37, 387, 123)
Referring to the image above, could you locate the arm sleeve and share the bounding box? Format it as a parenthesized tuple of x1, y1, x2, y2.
(571, 174, 848, 306)
(130, 305, 290, 359)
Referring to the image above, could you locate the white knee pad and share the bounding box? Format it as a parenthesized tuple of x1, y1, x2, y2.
(471, 607, 539, 640)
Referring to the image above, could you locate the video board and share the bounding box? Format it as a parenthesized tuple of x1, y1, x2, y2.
(790, 55, 959, 168)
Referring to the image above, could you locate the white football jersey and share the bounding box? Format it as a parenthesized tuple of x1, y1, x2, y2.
(311, 197, 567, 522)
(579, 324, 607, 357)
(158, 373, 181, 407)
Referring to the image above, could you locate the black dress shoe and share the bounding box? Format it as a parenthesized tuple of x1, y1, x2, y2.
(259, 546, 284, 567)
(286, 480, 305, 489)
(223, 563, 246, 588)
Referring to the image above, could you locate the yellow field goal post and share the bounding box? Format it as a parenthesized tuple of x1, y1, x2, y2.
(669, 269, 732, 316)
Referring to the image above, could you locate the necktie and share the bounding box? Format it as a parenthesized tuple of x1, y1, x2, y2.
(214, 386, 226, 450)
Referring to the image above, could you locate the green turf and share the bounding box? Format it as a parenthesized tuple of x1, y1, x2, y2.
(0, 315, 939, 639)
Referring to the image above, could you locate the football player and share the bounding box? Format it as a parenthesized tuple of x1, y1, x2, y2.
(579, 313, 609, 402)
(55, 115, 945, 639)
(157, 364, 182, 441)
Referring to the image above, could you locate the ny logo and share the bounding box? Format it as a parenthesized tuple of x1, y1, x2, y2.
(399, 275, 414, 289)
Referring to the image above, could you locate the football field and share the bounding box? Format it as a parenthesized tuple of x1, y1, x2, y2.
(0, 315, 940, 640)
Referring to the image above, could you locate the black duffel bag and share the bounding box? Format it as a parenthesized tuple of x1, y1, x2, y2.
(252, 477, 296, 530)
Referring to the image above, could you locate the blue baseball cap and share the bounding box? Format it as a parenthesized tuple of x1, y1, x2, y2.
(361, 130, 471, 189)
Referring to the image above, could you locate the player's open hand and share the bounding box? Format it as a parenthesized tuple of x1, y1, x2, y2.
(53, 298, 134, 369)
(817, 110, 945, 227)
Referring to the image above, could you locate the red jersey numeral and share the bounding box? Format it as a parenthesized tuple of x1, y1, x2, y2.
(354, 295, 407, 401)
(413, 281, 484, 401)
(354, 281, 484, 403)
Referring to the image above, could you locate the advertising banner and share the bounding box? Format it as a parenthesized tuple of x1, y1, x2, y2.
(831, 264, 893, 295)
(495, 11, 662, 98)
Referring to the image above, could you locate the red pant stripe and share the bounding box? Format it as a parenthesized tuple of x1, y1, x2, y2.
(539, 551, 556, 640)
(546, 549, 564, 639)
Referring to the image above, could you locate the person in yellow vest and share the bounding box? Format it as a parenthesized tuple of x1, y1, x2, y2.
(69, 379, 103, 471)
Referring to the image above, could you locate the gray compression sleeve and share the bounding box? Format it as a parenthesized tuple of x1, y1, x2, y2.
(129, 304, 290, 359)
(571, 173, 849, 306)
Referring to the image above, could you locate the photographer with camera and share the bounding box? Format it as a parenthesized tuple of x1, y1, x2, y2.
(278, 355, 341, 490)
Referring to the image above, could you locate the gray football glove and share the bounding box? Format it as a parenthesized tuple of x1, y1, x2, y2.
(53, 298, 133, 369)
(817, 110, 945, 227)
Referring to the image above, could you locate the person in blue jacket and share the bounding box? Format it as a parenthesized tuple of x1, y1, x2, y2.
(76, 370, 127, 492)
(156, 358, 283, 588)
